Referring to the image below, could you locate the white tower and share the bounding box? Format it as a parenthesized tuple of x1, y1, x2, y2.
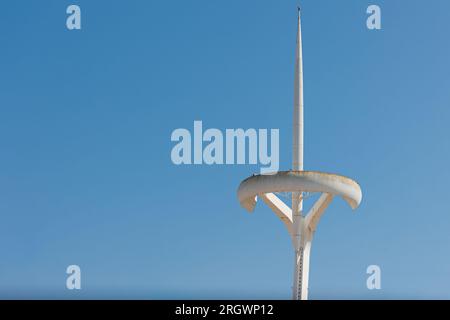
(237, 9, 362, 300)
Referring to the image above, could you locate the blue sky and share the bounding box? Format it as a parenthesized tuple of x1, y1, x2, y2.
(1, 0, 450, 299)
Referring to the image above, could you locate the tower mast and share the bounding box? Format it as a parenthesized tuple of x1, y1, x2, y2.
(293, 7, 304, 174)
(292, 7, 307, 300)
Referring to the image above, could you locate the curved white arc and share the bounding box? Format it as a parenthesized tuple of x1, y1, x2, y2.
(238, 171, 362, 213)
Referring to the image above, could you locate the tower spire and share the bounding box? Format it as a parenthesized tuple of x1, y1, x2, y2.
(293, 7, 304, 173)
(291, 7, 305, 300)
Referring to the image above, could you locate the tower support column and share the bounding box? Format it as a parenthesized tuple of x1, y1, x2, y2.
(292, 224, 312, 300)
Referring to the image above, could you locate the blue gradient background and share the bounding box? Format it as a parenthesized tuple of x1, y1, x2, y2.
(0, 0, 450, 299)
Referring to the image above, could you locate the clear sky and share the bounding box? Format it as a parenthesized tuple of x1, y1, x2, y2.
(1, 0, 450, 299)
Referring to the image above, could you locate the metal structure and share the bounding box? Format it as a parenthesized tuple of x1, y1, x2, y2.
(237, 9, 362, 300)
